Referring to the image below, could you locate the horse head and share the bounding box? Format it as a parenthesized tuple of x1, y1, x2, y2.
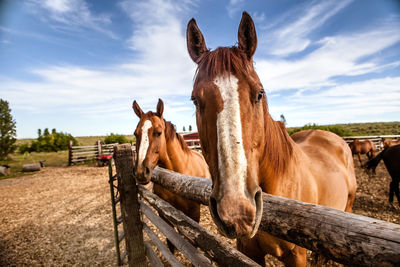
(132, 99, 166, 184)
(187, 12, 266, 239)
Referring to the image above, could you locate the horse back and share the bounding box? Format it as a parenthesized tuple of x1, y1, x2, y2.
(291, 130, 357, 210)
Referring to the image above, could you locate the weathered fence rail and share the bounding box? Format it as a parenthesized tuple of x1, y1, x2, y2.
(68, 140, 116, 165)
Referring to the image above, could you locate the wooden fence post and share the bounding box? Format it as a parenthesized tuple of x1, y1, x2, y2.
(97, 140, 102, 157)
(113, 144, 146, 267)
(68, 140, 73, 166)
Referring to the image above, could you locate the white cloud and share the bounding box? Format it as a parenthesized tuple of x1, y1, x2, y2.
(261, 0, 353, 56)
(26, 0, 117, 39)
(269, 77, 400, 126)
(226, 0, 245, 18)
(1, 0, 199, 135)
(256, 21, 400, 92)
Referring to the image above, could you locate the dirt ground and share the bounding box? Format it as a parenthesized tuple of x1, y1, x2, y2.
(0, 156, 399, 267)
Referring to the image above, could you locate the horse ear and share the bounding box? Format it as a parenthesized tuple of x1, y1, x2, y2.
(156, 99, 164, 117)
(132, 100, 144, 118)
(238, 11, 257, 60)
(186, 18, 207, 64)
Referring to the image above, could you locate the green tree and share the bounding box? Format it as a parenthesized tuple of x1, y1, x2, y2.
(189, 125, 192, 132)
(0, 99, 17, 159)
(183, 126, 186, 132)
(20, 128, 78, 153)
(104, 133, 128, 144)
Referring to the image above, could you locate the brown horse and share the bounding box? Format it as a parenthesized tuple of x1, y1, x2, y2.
(366, 145, 400, 208)
(132, 99, 210, 251)
(348, 139, 376, 165)
(383, 138, 400, 149)
(186, 12, 357, 267)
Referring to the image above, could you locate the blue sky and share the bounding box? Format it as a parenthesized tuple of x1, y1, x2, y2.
(0, 0, 399, 138)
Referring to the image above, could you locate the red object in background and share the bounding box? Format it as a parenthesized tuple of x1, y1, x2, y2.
(97, 154, 113, 160)
(97, 153, 113, 167)
(182, 132, 199, 141)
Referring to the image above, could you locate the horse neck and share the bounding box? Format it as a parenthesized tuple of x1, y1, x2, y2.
(158, 134, 191, 173)
(366, 150, 384, 171)
(259, 113, 296, 192)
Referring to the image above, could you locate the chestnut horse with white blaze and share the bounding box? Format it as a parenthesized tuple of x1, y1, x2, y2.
(186, 12, 357, 267)
(132, 99, 210, 251)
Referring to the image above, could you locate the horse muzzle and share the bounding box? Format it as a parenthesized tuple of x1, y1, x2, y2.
(134, 165, 153, 185)
(209, 187, 263, 239)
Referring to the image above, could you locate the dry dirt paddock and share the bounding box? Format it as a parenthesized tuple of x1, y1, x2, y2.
(0, 159, 399, 267)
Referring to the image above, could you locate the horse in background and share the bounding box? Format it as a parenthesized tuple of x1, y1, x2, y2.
(366, 144, 400, 209)
(186, 12, 357, 267)
(132, 99, 210, 251)
(348, 139, 375, 165)
(383, 138, 400, 149)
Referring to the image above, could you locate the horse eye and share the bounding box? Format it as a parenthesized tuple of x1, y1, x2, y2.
(154, 132, 162, 137)
(256, 89, 265, 103)
(191, 96, 199, 107)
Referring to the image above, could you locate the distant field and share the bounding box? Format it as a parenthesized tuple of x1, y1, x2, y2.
(287, 121, 400, 136)
(74, 135, 135, 146)
(16, 135, 136, 147)
(333, 121, 400, 136)
(4, 122, 398, 180)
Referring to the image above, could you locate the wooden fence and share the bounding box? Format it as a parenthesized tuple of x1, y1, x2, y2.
(111, 144, 400, 266)
(68, 140, 116, 165)
(343, 134, 400, 151)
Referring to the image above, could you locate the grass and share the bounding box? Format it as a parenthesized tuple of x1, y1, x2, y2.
(287, 121, 400, 136)
(0, 151, 72, 180)
(2, 135, 135, 180)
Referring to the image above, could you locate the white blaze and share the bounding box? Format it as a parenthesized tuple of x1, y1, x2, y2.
(138, 120, 152, 168)
(214, 75, 247, 193)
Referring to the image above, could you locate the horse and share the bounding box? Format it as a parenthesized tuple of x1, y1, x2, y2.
(365, 144, 400, 208)
(186, 12, 357, 267)
(132, 99, 210, 251)
(348, 139, 376, 165)
(383, 138, 400, 149)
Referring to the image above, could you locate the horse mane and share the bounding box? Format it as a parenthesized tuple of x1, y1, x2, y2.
(195, 46, 253, 81)
(164, 120, 191, 153)
(263, 115, 293, 177)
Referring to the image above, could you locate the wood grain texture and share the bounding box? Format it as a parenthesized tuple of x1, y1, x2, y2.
(139, 200, 214, 267)
(139, 185, 261, 267)
(114, 144, 146, 267)
(142, 223, 184, 267)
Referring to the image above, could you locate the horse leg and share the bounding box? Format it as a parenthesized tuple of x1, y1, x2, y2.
(389, 181, 395, 208)
(345, 190, 356, 213)
(393, 180, 400, 207)
(280, 246, 307, 267)
(357, 153, 362, 166)
(237, 237, 266, 267)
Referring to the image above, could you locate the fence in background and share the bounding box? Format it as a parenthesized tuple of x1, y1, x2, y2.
(68, 140, 116, 165)
(343, 135, 400, 151)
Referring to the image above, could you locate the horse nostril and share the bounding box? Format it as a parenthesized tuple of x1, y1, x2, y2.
(145, 167, 150, 176)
